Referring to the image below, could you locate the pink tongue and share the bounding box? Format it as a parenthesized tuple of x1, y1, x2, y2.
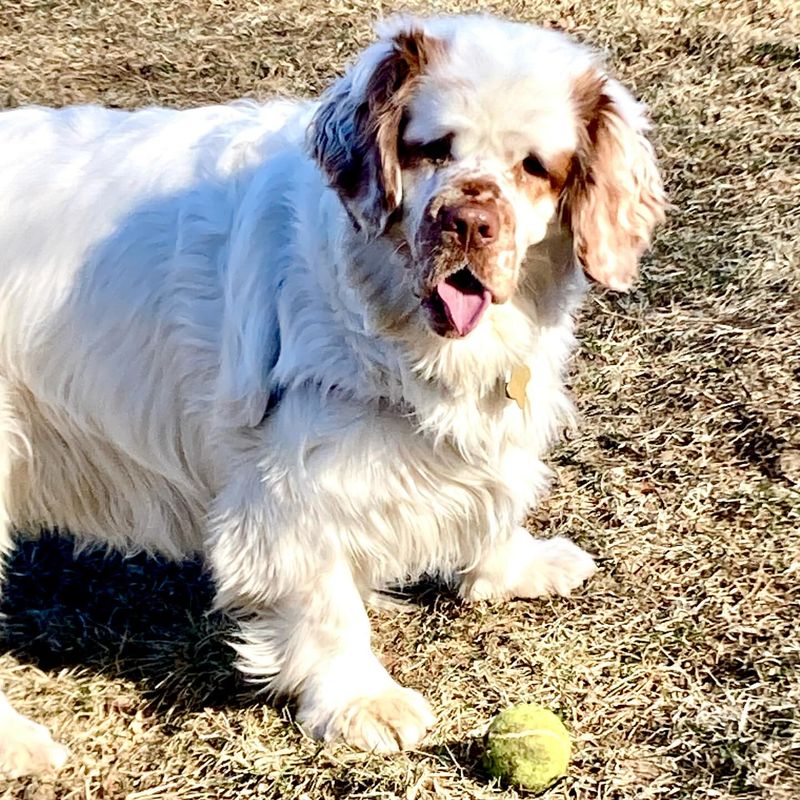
(436, 281, 492, 336)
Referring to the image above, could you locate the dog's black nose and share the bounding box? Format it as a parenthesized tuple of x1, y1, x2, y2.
(440, 203, 499, 249)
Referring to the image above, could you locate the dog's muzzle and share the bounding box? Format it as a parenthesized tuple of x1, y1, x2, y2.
(419, 193, 511, 338)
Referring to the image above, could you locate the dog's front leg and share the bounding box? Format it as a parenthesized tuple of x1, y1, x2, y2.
(216, 557, 434, 751)
(459, 526, 597, 602)
(0, 690, 70, 778)
(0, 393, 69, 777)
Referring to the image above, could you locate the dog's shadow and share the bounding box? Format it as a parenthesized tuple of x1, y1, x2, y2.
(0, 533, 453, 717)
(2, 537, 494, 780)
(0, 532, 248, 713)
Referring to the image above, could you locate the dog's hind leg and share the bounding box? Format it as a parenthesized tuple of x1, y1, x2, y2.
(458, 526, 597, 601)
(0, 379, 70, 777)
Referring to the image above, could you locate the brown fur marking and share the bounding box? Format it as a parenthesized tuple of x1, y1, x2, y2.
(311, 29, 445, 231)
(457, 179, 502, 201)
(417, 179, 517, 304)
(511, 155, 570, 205)
(367, 31, 446, 211)
(560, 69, 665, 289)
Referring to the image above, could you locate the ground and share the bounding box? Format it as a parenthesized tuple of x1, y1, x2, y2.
(0, 0, 798, 798)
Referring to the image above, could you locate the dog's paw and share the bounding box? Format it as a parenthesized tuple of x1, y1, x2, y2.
(0, 712, 69, 778)
(460, 533, 597, 601)
(516, 536, 598, 598)
(304, 686, 435, 752)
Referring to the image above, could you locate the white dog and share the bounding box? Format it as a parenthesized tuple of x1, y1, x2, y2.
(0, 14, 664, 775)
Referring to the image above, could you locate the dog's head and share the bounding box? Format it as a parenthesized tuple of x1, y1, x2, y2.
(310, 15, 665, 339)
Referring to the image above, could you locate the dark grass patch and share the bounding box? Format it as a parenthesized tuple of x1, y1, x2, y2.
(1, 534, 243, 712)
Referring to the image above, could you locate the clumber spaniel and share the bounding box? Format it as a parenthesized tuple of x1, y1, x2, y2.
(0, 14, 664, 775)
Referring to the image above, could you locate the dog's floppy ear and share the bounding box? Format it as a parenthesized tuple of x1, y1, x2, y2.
(310, 30, 442, 237)
(562, 73, 666, 291)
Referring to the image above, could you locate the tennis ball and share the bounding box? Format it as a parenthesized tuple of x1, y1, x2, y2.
(483, 703, 571, 792)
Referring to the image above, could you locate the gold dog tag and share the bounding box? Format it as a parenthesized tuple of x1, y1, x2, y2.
(505, 364, 531, 410)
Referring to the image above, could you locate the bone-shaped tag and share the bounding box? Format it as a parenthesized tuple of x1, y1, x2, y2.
(505, 364, 531, 411)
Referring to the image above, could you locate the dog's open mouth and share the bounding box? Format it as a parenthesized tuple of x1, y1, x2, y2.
(422, 267, 492, 338)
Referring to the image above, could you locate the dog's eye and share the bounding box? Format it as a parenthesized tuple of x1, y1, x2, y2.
(419, 135, 453, 164)
(522, 154, 548, 178)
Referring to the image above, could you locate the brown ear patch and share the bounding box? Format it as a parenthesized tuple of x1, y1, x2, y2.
(395, 28, 446, 73)
(368, 31, 445, 211)
(561, 71, 665, 290)
(571, 70, 608, 130)
(311, 29, 445, 234)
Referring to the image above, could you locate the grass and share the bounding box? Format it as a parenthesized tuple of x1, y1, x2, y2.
(1, 0, 799, 797)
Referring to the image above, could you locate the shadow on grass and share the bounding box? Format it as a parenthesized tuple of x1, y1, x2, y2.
(0, 531, 249, 713)
(373, 577, 458, 611)
(0, 533, 461, 720)
(423, 737, 490, 784)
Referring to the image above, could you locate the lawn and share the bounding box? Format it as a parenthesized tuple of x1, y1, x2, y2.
(0, 0, 798, 798)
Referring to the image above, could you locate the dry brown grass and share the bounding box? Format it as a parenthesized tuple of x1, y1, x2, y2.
(1, 0, 799, 798)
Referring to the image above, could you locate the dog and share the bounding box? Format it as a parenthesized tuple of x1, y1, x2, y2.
(0, 13, 664, 775)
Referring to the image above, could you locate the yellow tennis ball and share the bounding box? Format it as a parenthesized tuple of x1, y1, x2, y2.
(483, 704, 571, 792)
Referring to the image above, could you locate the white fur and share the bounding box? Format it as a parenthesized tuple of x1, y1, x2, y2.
(0, 14, 662, 773)
(0, 693, 69, 778)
